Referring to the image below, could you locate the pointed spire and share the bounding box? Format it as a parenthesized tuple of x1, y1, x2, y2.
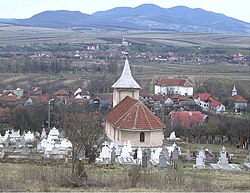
(111, 58, 141, 89)
(232, 85, 237, 96)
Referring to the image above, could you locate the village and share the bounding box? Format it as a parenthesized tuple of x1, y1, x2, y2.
(0, 55, 249, 174)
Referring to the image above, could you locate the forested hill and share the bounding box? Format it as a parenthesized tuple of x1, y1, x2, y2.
(8, 4, 250, 34)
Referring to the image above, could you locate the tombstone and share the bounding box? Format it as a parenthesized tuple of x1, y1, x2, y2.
(172, 147, 179, 161)
(121, 142, 131, 158)
(100, 141, 110, 162)
(137, 147, 142, 165)
(48, 127, 59, 141)
(24, 131, 35, 142)
(77, 148, 85, 161)
(186, 148, 191, 160)
(133, 149, 138, 160)
(21, 144, 30, 156)
(142, 149, 148, 168)
(218, 146, 228, 165)
(15, 140, 20, 150)
(199, 147, 206, 160)
(111, 147, 116, 163)
(159, 146, 169, 168)
(41, 128, 47, 139)
(152, 147, 162, 164)
(5, 135, 10, 148)
(194, 151, 205, 168)
(20, 134, 26, 146)
(244, 152, 250, 169)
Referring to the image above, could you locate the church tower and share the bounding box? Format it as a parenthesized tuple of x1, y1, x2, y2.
(232, 85, 237, 96)
(111, 58, 141, 107)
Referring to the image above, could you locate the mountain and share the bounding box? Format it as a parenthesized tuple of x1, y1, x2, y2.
(10, 4, 250, 34)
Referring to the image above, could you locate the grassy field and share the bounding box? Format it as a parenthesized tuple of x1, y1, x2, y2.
(0, 23, 250, 48)
(0, 156, 249, 192)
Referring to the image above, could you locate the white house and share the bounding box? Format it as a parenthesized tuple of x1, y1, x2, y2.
(194, 93, 225, 113)
(155, 78, 194, 96)
(230, 86, 248, 112)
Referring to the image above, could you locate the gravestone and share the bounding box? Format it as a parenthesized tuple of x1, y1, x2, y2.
(186, 148, 191, 160)
(15, 140, 20, 150)
(20, 134, 26, 146)
(199, 147, 206, 160)
(133, 149, 138, 160)
(142, 149, 148, 168)
(194, 152, 205, 168)
(100, 141, 110, 162)
(21, 144, 30, 156)
(111, 147, 116, 163)
(159, 146, 169, 168)
(5, 135, 10, 148)
(218, 146, 228, 165)
(121, 142, 131, 158)
(172, 147, 179, 161)
(77, 148, 85, 161)
(244, 152, 250, 169)
(41, 128, 47, 139)
(137, 147, 142, 165)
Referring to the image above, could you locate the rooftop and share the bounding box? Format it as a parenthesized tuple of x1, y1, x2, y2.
(105, 96, 165, 130)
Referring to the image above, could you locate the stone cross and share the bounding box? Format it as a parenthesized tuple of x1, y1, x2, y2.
(142, 149, 148, 168)
(111, 146, 116, 163)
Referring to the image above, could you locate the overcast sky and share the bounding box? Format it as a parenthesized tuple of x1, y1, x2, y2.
(0, 0, 249, 23)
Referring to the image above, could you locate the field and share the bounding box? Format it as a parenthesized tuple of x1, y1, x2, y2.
(0, 23, 250, 48)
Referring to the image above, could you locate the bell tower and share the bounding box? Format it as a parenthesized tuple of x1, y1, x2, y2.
(111, 58, 141, 107)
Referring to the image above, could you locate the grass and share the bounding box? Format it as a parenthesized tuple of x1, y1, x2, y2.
(0, 160, 249, 192)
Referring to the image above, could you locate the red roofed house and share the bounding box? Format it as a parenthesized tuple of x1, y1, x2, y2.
(155, 78, 194, 96)
(230, 85, 248, 112)
(170, 111, 207, 128)
(194, 93, 225, 113)
(105, 58, 165, 147)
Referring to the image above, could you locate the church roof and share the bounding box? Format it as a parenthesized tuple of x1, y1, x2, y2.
(105, 96, 165, 130)
(111, 58, 141, 89)
(230, 95, 248, 103)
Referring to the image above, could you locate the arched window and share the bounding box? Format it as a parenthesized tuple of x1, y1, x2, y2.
(140, 132, 145, 142)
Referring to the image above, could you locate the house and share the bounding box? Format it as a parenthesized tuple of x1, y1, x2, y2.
(155, 78, 194, 96)
(105, 58, 165, 147)
(230, 86, 248, 112)
(194, 93, 225, 113)
(170, 111, 207, 129)
(3, 88, 24, 98)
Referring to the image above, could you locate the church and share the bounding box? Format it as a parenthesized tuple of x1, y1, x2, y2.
(105, 58, 165, 147)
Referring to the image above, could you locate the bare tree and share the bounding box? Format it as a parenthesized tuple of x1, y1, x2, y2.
(58, 112, 105, 181)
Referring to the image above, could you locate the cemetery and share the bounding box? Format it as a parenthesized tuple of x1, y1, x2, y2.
(0, 128, 250, 192)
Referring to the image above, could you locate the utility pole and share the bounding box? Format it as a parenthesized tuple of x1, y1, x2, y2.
(48, 99, 54, 128)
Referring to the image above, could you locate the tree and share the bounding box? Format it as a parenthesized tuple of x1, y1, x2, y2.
(58, 111, 105, 181)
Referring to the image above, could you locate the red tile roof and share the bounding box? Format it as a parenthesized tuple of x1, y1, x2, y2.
(171, 111, 205, 128)
(55, 89, 69, 96)
(139, 89, 151, 98)
(209, 99, 222, 108)
(230, 95, 248, 103)
(156, 78, 193, 87)
(105, 96, 165, 130)
(152, 94, 170, 102)
(0, 93, 18, 102)
(30, 93, 51, 104)
(193, 93, 211, 101)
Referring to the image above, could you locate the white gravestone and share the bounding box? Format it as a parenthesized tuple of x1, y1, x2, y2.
(218, 146, 228, 165)
(137, 147, 142, 165)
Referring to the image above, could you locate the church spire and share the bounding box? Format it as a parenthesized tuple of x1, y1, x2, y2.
(111, 58, 141, 89)
(232, 85, 237, 96)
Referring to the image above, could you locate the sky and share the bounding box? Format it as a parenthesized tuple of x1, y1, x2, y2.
(0, 0, 250, 23)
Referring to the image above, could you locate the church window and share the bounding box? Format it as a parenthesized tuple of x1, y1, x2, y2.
(140, 132, 145, 142)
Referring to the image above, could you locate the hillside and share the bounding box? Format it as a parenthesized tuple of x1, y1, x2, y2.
(6, 4, 250, 34)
